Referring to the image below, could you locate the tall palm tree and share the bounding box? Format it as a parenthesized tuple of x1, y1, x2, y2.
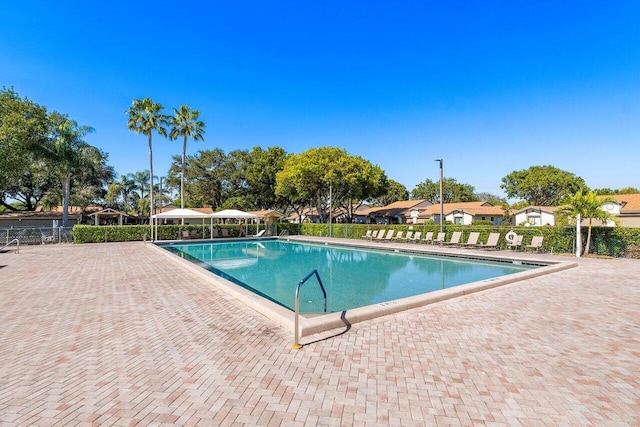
(44, 112, 95, 227)
(559, 190, 619, 256)
(126, 98, 168, 225)
(169, 105, 205, 211)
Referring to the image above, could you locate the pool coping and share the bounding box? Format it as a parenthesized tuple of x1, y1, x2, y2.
(149, 237, 578, 341)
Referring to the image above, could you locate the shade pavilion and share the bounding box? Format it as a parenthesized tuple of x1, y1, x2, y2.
(151, 208, 211, 240)
(210, 209, 258, 237)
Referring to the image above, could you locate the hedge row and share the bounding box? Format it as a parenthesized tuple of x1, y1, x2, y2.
(300, 223, 640, 258)
(71, 222, 640, 258)
(72, 222, 303, 244)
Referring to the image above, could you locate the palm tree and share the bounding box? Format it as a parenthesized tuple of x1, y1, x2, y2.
(119, 174, 137, 212)
(45, 112, 95, 227)
(169, 105, 205, 211)
(106, 174, 138, 212)
(130, 170, 150, 203)
(126, 98, 168, 225)
(559, 190, 619, 256)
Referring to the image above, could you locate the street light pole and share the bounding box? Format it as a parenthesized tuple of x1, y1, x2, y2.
(329, 181, 332, 238)
(435, 159, 444, 234)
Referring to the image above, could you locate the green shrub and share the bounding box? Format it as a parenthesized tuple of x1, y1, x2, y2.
(72, 222, 304, 243)
(72, 222, 640, 258)
(72, 224, 151, 243)
(295, 223, 640, 257)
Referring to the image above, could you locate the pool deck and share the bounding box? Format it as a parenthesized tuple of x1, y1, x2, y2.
(1, 239, 639, 426)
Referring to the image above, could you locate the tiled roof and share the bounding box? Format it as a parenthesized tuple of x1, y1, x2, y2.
(601, 193, 640, 212)
(161, 206, 216, 214)
(419, 201, 503, 217)
(367, 200, 429, 215)
(513, 206, 559, 214)
(248, 210, 285, 218)
(368, 199, 426, 212)
(35, 205, 103, 214)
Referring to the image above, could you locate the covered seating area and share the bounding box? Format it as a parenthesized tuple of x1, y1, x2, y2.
(151, 208, 211, 240)
(151, 208, 259, 241)
(210, 209, 258, 237)
(88, 208, 129, 226)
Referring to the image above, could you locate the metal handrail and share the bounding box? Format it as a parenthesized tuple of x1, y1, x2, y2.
(0, 238, 20, 253)
(279, 229, 289, 237)
(292, 269, 327, 349)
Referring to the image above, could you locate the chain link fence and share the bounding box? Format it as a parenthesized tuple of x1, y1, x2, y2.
(1, 227, 74, 246)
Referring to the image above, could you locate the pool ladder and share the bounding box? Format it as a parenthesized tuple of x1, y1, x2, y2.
(292, 269, 327, 350)
(0, 238, 19, 253)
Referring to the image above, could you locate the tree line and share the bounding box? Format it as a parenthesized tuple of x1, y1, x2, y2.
(2, 89, 637, 229)
(0, 88, 114, 226)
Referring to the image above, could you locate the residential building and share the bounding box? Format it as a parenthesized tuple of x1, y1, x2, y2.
(366, 200, 432, 224)
(598, 193, 640, 227)
(512, 206, 558, 226)
(419, 201, 505, 225)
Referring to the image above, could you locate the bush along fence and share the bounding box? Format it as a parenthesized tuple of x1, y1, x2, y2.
(299, 223, 640, 258)
(72, 222, 302, 244)
(70, 222, 639, 258)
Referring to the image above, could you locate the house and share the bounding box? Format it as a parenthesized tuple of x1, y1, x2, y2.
(248, 209, 284, 234)
(598, 193, 640, 227)
(366, 200, 432, 224)
(419, 201, 505, 225)
(512, 206, 558, 226)
(350, 204, 375, 223)
(0, 205, 103, 228)
(248, 209, 284, 224)
(334, 204, 370, 223)
(286, 207, 321, 223)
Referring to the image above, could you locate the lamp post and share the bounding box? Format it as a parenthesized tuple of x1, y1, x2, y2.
(156, 176, 165, 240)
(435, 159, 444, 234)
(328, 181, 332, 238)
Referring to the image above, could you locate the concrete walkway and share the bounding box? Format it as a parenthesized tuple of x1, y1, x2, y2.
(0, 241, 638, 426)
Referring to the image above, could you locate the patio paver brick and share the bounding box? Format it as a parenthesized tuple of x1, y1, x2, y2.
(0, 241, 638, 425)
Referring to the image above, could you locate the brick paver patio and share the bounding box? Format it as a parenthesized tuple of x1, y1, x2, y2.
(1, 241, 638, 426)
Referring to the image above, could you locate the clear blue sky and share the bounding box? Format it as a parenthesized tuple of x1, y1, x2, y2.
(2, 1, 639, 198)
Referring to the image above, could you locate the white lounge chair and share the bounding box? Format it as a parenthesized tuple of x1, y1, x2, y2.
(41, 233, 55, 244)
(524, 236, 543, 252)
(361, 230, 373, 240)
(408, 231, 421, 243)
(374, 229, 389, 241)
(256, 229, 267, 237)
(392, 231, 405, 241)
(434, 232, 446, 245)
(380, 229, 395, 242)
(459, 232, 480, 248)
(507, 234, 523, 250)
(442, 231, 462, 246)
(480, 233, 500, 250)
(421, 231, 434, 244)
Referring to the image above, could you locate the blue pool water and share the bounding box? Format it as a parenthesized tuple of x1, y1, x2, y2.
(163, 240, 536, 313)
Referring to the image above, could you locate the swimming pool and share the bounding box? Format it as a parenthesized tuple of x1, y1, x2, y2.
(163, 239, 538, 313)
(156, 237, 575, 338)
